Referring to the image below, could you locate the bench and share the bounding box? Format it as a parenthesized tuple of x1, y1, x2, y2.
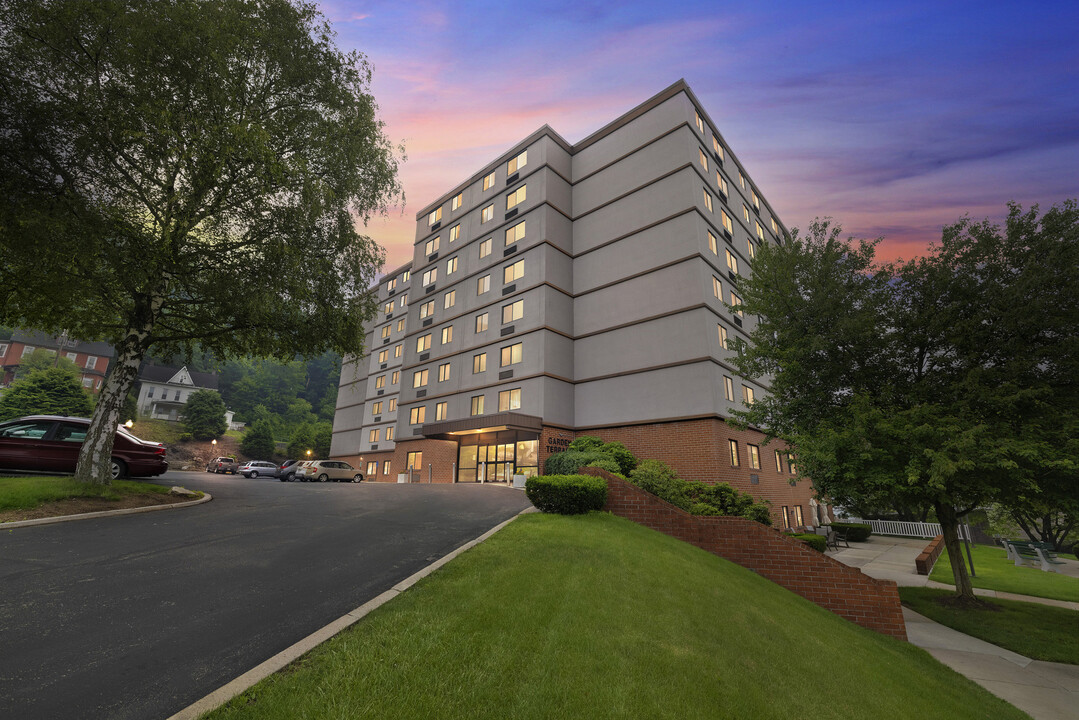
(1003, 539, 1065, 573)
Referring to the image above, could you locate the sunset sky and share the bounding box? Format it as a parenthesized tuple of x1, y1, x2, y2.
(317, 0, 1079, 274)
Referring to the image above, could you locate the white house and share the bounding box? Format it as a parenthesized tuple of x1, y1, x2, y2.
(136, 364, 220, 422)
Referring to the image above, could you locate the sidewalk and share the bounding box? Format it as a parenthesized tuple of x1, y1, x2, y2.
(831, 536, 1079, 720)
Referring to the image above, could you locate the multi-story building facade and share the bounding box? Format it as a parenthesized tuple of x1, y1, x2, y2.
(0, 330, 114, 392)
(331, 80, 821, 529)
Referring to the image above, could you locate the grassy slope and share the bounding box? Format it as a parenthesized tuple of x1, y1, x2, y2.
(900, 587, 1079, 664)
(0, 475, 170, 511)
(931, 543, 1079, 602)
(208, 513, 1028, 720)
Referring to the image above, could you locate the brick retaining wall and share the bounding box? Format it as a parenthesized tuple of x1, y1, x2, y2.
(915, 535, 945, 576)
(583, 468, 907, 640)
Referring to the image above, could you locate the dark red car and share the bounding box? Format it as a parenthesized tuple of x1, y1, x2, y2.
(0, 415, 168, 480)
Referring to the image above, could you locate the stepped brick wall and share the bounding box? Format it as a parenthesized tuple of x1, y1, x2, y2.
(915, 535, 945, 576)
(583, 468, 907, 640)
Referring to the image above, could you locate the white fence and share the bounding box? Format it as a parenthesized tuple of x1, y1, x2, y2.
(845, 518, 972, 541)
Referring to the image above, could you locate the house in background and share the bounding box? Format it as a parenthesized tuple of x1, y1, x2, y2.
(135, 364, 219, 422)
(0, 330, 115, 392)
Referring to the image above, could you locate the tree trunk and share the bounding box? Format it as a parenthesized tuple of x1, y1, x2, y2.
(73, 332, 149, 485)
(936, 502, 974, 599)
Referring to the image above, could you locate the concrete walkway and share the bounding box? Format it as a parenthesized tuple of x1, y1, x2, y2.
(831, 536, 1079, 720)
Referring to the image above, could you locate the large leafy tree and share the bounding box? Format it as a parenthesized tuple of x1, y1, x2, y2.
(731, 203, 1078, 600)
(0, 367, 95, 421)
(0, 0, 400, 484)
(182, 389, 228, 441)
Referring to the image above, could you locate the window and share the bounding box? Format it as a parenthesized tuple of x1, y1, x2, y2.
(730, 291, 743, 317)
(401, 270, 410, 282)
(82, 377, 93, 388)
(712, 136, 724, 161)
(772, 217, 779, 234)
(506, 185, 526, 210)
(387, 278, 397, 292)
(505, 220, 525, 246)
(708, 230, 717, 255)
(703, 189, 713, 212)
(389, 398, 397, 412)
(378, 349, 388, 363)
(479, 238, 492, 258)
(475, 313, 489, 332)
(375, 375, 386, 389)
(383, 460, 391, 475)
(729, 439, 740, 466)
(742, 385, 755, 404)
(793, 505, 804, 527)
(698, 148, 708, 171)
(718, 325, 729, 350)
(367, 461, 378, 476)
(391, 370, 399, 385)
(504, 260, 524, 284)
(407, 450, 423, 470)
(507, 150, 527, 174)
(473, 353, 487, 373)
(483, 171, 495, 191)
(428, 207, 442, 226)
(775, 450, 784, 472)
(782, 506, 791, 530)
(738, 171, 746, 189)
(748, 444, 761, 469)
(381, 325, 390, 339)
(400, 292, 409, 307)
(752, 189, 760, 211)
(721, 210, 733, 235)
(417, 334, 431, 352)
(755, 221, 764, 241)
(501, 342, 522, 367)
(369, 429, 380, 443)
(413, 369, 428, 388)
(441, 326, 453, 344)
(724, 375, 734, 401)
(435, 401, 448, 421)
(502, 299, 523, 323)
(470, 395, 485, 416)
(452, 193, 463, 211)
(422, 268, 437, 286)
(726, 249, 738, 274)
(420, 300, 435, 319)
(748, 241, 756, 260)
(446, 256, 458, 274)
(438, 363, 451, 382)
(481, 204, 494, 223)
(372, 401, 383, 415)
(384, 301, 393, 315)
(789, 454, 797, 475)
(425, 236, 440, 255)
(477, 274, 490, 294)
(410, 406, 425, 424)
(716, 172, 728, 197)
(499, 388, 521, 411)
(394, 344, 402, 358)
(444, 290, 456, 309)
(695, 110, 703, 133)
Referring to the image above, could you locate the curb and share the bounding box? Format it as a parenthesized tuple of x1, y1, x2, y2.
(166, 506, 538, 720)
(0, 492, 213, 529)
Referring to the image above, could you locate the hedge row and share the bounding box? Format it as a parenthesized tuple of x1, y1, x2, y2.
(628, 459, 772, 526)
(789, 532, 827, 552)
(829, 522, 872, 542)
(525, 475, 607, 515)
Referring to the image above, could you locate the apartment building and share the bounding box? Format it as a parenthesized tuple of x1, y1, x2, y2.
(0, 330, 114, 392)
(331, 80, 821, 528)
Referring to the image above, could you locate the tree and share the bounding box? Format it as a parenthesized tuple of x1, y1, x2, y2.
(313, 421, 333, 458)
(15, 348, 79, 380)
(241, 419, 277, 459)
(0, 367, 94, 420)
(287, 423, 315, 461)
(0, 0, 400, 484)
(182, 390, 227, 440)
(730, 203, 1079, 601)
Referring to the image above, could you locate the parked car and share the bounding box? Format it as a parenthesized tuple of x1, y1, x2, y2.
(295, 460, 363, 483)
(206, 456, 238, 474)
(278, 459, 301, 482)
(237, 460, 278, 478)
(0, 415, 168, 480)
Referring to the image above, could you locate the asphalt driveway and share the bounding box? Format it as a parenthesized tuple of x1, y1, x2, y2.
(0, 472, 532, 720)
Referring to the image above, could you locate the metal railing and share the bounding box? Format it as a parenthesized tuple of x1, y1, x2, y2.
(844, 518, 972, 541)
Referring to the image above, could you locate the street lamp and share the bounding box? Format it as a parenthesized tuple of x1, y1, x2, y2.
(124, 420, 133, 428)
(306, 449, 312, 459)
(211, 438, 217, 450)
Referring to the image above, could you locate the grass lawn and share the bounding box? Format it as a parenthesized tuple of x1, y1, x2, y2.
(207, 513, 1028, 720)
(0, 475, 172, 512)
(900, 587, 1079, 664)
(931, 543, 1079, 602)
(128, 419, 188, 445)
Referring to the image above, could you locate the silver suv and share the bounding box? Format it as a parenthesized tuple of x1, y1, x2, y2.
(296, 460, 363, 483)
(237, 460, 278, 478)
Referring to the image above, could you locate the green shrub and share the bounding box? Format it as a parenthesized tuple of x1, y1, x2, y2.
(525, 475, 607, 515)
(627, 459, 772, 526)
(548, 437, 639, 475)
(544, 450, 610, 475)
(790, 533, 827, 552)
(568, 435, 605, 452)
(584, 458, 621, 474)
(179, 432, 194, 442)
(830, 522, 872, 542)
(600, 441, 637, 474)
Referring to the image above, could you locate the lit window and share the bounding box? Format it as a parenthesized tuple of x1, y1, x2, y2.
(748, 444, 760, 469)
(698, 148, 708, 171)
(718, 325, 728, 350)
(481, 204, 494, 223)
(410, 406, 426, 424)
(378, 349, 387, 363)
(479, 238, 492, 258)
(793, 505, 804, 527)
(703, 190, 713, 212)
(505, 220, 525, 246)
(450, 224, 461, 242)
(724, 376, 734, 400)
(369, 429, 380, 443)
(507, 150, 527, 174)
(413, 369, 428, 388)
(441, 326, 453, 344)
(394, 344, 402, 358)
(717, 172, 728, 197)
(384, 301, 393, 315)
(738, 171, 746, 190)
(470, 395, 485, 416)
(504, 260, 524, 284)
(726, 249, 738, 275)
(399, 294, 408, 308)
(420, 300, 434, 319)
(729, 439, 740, 466)
(428, 207, 442, 226)
(387, 278, 397, 292)
(372, 401, 383, 415)
(422, 268, 437, 286)
(401, 270, 410, 282)
(712, 276, 722, 299)
(755, 222, 764, 241)
(477, 275, 490, 294)
(775, 450, 784, 473)
(483, 171, 495, 191)
(502, 299, 523, 323)
(771, 217, 779, 234)
(721, 210, 733, 235)
(438, 363, 451, 382)
(435, 402, 448, 421)
(789, 454, 797, 474)
(499, 388, 521, 411)
(695, 111, 703, 133)
(381, 325, 390, 339)
(417, 334, 431, 352)
(782, 506, 791, 529)
(730, 291, 743, 317)
(425, 237, 440, 256)
(743, 204, 750, 222)
(452, 193, 463, 211)
(473, 353, 487, 373)
(712, 136, 724, 161)
(742, 385, 755, 404)
(506, 185, 526, 210)
(389, 398, 397, 412)
(397, 317, 405, 332)
(475, 313, 488, 332)
(391, 371, 399, 385)
(444, 290, 456, 309)
(375, 375, 386, 389)
(367, 461, 378, 476)
(748, 242, 756, 260)
(708, 231, 717, 255)
(501, 342, 523, 367)
(383, 460, 391, 474)
(407, 450, 423, 469)
(752, 190, 760, 211)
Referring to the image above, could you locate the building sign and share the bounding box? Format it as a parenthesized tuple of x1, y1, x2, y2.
(545, 436, 571, 454)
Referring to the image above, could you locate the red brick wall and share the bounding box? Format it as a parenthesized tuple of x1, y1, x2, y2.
(915, 535, 944, 576)
(336, 437, 460, 483)
(584, 468, 907, 640)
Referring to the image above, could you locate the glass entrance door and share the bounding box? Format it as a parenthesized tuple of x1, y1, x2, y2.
(477, 442, 513, 483)
(456, 431, 539, 482)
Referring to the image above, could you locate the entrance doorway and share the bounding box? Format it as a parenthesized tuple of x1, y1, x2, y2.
(457, 430, 539, 483)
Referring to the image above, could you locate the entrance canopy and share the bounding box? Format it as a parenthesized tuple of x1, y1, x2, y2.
(420, 412, 542, 441)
